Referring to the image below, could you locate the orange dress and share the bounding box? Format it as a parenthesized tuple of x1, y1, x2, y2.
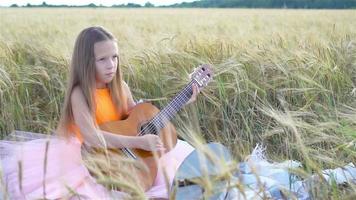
(71, 87, 126, 143)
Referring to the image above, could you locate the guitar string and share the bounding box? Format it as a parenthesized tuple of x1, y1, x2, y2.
(121, 80, 195, 158)
(137, 82, 192, 136)
(146, 72, 208, 132)
(151, 67, 211, 127)
(123, 72, 209, 158)
(147, 81, 194, 132)
(138, 80, 195, 136)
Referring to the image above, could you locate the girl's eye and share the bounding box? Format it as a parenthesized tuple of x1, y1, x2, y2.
(113, 55, 118, 59)
(99, 58, 105, 61)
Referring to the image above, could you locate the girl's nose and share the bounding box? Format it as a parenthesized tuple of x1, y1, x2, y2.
(107, 59, 115, 69)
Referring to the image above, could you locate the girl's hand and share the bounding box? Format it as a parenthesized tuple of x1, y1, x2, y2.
(186, 83, 200, 105)
(138, 134, 165, 152)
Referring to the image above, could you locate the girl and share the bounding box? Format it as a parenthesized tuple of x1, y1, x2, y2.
(0, 26, 199, 199)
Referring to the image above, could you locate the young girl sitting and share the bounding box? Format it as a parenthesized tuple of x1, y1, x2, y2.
(0, 26, 200, 199)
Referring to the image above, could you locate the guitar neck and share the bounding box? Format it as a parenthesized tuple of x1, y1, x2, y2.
(137, 64, 212, 136)
(147, 80, 195, 133)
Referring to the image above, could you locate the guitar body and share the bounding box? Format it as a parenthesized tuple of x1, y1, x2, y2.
(98, 102, 178, 191)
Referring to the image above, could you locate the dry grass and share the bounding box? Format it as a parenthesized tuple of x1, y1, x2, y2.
(0, 8, 355, 199)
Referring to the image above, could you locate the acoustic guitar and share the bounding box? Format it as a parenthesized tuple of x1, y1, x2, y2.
(96, 64, 213, 191)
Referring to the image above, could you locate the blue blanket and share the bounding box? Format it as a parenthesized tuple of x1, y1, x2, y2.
(174, 143, 356, 200)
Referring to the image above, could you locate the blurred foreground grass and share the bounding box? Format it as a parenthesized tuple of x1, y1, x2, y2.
(0, 8, 355, 199)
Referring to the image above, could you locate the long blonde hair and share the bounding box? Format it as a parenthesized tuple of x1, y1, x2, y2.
(57, 26, 127, 138)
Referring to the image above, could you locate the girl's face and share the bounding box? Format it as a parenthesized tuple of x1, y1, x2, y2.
(94, 40, 118, 89)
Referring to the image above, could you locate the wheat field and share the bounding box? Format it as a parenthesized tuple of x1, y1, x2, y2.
(0, 8, 355, 199)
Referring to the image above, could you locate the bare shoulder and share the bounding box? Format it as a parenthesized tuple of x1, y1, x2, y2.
(122, 80, 133, 95)
(71, 86, 85, 104)
(121, 81, 136, 109)
(122, 80, 130, 91)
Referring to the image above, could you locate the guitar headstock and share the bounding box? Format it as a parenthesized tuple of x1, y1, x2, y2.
(190, 64, 213, 88)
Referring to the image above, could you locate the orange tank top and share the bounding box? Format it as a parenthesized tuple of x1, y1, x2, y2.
(71, 88, 126, 143)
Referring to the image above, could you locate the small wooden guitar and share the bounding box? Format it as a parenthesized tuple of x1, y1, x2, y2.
(98, 64, 213, 191)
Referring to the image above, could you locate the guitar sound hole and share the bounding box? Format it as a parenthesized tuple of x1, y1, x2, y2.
(139, 123, 158, 135)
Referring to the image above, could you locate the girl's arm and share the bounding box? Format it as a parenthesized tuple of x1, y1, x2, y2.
(70, 86, 163, 151)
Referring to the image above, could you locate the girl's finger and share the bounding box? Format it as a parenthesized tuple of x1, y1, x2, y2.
(158, 147, 166, 153)
(156, 144, 165, 152)
(194, 84, 200, 94)
(192, 84, 197, 96)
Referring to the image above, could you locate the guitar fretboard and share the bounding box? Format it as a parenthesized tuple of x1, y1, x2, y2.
(138, 80, 195, 135)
